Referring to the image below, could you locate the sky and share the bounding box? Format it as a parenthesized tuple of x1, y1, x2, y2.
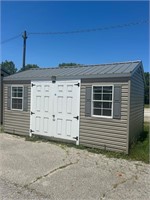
(1, 1, 149, 72)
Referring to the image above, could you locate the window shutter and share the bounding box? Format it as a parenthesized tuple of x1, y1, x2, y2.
(7, 86, 11, 110)
(113, 85, 121, 119)
(85, 87, 92, 116)
(23, 86, 28, 111)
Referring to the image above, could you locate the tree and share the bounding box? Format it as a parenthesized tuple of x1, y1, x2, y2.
(0, 60, 17, 74)
(19, 64, 40, 72)
(59, 62, 82, 68)
(144, 72, 149, 105)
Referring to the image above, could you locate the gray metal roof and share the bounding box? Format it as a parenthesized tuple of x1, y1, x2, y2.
(4, 60, 142, 81)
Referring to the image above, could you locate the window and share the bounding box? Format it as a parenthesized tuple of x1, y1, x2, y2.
(11, 86, 23, 110)
(92, 86, 113, 117)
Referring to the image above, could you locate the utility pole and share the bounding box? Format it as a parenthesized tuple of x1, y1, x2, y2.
(22, 31, 27, 69)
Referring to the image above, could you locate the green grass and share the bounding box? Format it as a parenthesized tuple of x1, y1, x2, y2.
(25, 123, 149, 164)
(144, 104, 149, 108)
(128, 122, 149, 163)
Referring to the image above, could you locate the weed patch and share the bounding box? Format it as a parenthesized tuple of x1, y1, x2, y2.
(24, 123, 149, 163)
(0, 125, 4, 133)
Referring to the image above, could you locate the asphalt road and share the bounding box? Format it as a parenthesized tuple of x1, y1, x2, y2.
(0, 133, 149, 200)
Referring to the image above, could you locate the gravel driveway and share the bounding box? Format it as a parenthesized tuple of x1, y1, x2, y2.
(144, 108, 150, 122)
(0, 133, 149, 200)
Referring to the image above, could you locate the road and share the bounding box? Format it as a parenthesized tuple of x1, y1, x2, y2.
(0, 133, 149, 200)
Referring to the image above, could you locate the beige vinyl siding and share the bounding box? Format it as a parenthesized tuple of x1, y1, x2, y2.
(129, 68, 144, 145)
(0, 80, 1, 124)
(3, 84, 31, 135)
(1, 71, 10, 124)
(79, 82, 129, 153)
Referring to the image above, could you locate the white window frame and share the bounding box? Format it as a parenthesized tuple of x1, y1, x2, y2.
(92, 85, 114, 118)
(11, 85, 24, 111)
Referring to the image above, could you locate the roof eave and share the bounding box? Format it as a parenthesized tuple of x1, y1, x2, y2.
(3, 73, 131, 82)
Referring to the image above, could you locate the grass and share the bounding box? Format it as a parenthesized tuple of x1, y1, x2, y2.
(24, 122, 149, 164)
(0, 125, 4, 133)
(85, 123, 149, 163)
(144, 104, 149, 108)
(128, 122, 149, 163)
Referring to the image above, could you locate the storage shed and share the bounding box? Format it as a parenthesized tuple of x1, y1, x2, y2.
(3, 60, 145, 153)
(0, 67, 10, 124)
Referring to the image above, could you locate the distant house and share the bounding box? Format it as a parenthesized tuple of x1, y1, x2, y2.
(3, 60, 144, 153)
(0, 68, 10, 124)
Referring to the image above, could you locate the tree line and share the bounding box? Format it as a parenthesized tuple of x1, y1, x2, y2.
(0, 60, 39, 74)
(1, 60, 149, 105)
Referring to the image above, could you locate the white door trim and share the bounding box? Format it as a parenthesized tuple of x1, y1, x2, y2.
(30, 80, 81, 145)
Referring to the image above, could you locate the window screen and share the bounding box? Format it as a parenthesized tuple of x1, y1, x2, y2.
(92, 86, 113, 117)
(11, 87, 23, 110)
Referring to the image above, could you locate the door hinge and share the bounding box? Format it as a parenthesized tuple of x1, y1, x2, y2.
(31, 83, 35, 87)
(73, 116, 79, 120)
(73, 136, 78, 141)
(74, 83, 80, 87)
(30, 129, 34, 133)
(31, 111, 35, 115)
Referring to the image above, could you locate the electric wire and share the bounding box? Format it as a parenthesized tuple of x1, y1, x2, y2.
(1, 33, 22, 45)
(1, 19, 149, 44)
(28, 19, 149, 35)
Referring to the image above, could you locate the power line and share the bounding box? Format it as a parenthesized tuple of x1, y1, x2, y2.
(28, 19, 149, 35)
(1, 33, 22, 45)
(1, 19, 149, 44)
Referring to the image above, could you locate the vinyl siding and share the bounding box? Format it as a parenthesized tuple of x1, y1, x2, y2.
(129, 68, 144, 145)
(0, 80, 1, 124)
(1, 70, 10, 124)
(79, 81, 129, 153)
(3, 84, 31, 135)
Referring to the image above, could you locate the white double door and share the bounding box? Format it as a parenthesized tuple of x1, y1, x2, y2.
(30, 80, 80, 144)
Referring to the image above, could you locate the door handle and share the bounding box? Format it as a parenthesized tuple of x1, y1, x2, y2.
(52, 115, 55, 121)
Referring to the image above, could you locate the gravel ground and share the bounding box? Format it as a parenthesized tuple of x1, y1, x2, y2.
(0, 133, 150, 200)
(144, 108, 150, 122)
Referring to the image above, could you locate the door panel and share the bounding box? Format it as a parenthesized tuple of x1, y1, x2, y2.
(30, 80, 80, 143)
(30, 81, 54, 137)
(53, 81, 80, 142)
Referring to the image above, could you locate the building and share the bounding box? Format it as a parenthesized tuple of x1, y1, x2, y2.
(0, 67, 10, 124)
(3, 60, 144, 153)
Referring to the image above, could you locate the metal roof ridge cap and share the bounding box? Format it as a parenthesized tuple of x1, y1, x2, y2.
(80, 60, 142, 67)
(24, 60, 142, 71)
(102, 60, 142, 65)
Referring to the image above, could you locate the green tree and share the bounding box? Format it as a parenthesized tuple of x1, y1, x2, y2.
(0, 60, 17, 74)
(144, 72, 149, 105)
(19, 64, 39, 72)
(59, 62, 82, 68)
